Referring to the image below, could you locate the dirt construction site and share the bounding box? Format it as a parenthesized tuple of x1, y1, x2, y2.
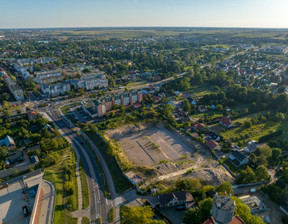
(106, 122, 234, 186)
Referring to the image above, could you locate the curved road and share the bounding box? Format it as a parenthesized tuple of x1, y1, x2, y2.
(44, 110, 112, 223)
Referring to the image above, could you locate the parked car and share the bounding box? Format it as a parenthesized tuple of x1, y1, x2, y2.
(176, 205, 185, 211)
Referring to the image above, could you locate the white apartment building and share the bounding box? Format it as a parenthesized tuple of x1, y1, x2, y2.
(34, 69, 63, 84)
(41, 83, 71, 97)
(71, 73, 108, 90)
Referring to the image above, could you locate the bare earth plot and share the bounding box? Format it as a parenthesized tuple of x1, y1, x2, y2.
(109, 123, 194, 166)
(106, 123, 234, 186)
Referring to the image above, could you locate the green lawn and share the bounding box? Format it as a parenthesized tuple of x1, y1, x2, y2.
(185, 83, 214, 98)
(192, 111, 223, 120)
(126, 81, 147, 88)
(60, 103, 81, 115)
(43, 148, 78, 224)
(108, 207, 114, 223)
(79, 161, 90, 209)
(84, 130, 133, 193)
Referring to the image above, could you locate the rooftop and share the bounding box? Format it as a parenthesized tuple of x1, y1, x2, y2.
(0, 172, 43, 224)
(213, 195, 236, 211)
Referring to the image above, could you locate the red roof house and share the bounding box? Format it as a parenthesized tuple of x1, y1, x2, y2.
(207, 139, 221, 151)
(192, 122, 205, 131)
(220, 116, 233, 128)
(203, 215, 244, 224)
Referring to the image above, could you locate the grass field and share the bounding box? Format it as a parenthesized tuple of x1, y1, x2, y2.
(84, 130, 133, 193)
(126, 81, 147, 87)
(79, 161, 90, 209)
(185, 83, 215, 98)
(43, 148, 78, 224)
(108, 207, 114, 223)
(221, 119, 288, 143)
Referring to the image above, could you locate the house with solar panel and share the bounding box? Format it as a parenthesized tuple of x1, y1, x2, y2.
(228, 151, 249, 167)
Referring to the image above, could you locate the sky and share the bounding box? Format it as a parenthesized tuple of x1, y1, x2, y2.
(0, 0, 288, 29)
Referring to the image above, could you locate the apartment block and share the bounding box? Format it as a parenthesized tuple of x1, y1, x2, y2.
(3, 75, 25, 101)
(91, 90, 143, 117)
(34, 69, 63, 84)
(41, 82, 71, 97)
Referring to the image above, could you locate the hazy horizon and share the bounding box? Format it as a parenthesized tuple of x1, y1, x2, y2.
(1, 0, 288, 29)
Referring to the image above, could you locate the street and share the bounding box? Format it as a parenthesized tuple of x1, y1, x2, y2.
(44, 110, 112, 223)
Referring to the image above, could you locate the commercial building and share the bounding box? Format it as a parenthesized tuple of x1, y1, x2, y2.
(3, 74, 25, 101)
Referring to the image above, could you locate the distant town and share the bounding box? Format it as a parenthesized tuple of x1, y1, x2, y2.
(0, 27, 287, 224)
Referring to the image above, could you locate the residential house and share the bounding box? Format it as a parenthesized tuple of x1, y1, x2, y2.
(228, 151, 249, 167)
(149, 191, 195, 209)
(198, 105, 208, 113)
(31, 155, 39, 164)
(0, 135, 16, 148)
(243, 141, 258, 153)
(220, 116, 233, 128)
(203, 215, 245, 224)
(27, 108, 37, 121)
(207, 139, 221, 151)
(209, 131, 220, 141)
(192, 122, 206, 132)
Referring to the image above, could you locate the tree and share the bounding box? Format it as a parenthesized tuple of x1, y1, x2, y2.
(51, 138, 59, 150)
(121, 206, 164, 224)
(176, 178, 202, 192)
(216, 182, 234, 195)
(255, 165, 270, 181)
(2, 101, 9, 110)
(183, 198, 212, 224)
(237, 166, 256, 184)
(233, 196, 265, 224)
(183, 99, 192, 112)
(64, 181, 73, 193)
(271, 148, 282, 160)
(0, 147, 8, 159)
(244, 120, 252, 128)
(216, 104, 223, 111)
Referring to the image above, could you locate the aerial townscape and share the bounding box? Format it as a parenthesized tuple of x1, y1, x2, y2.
(1, 1, 288, 224)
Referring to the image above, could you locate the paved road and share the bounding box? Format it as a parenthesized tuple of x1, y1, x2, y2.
(44, 110, 112, 223)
